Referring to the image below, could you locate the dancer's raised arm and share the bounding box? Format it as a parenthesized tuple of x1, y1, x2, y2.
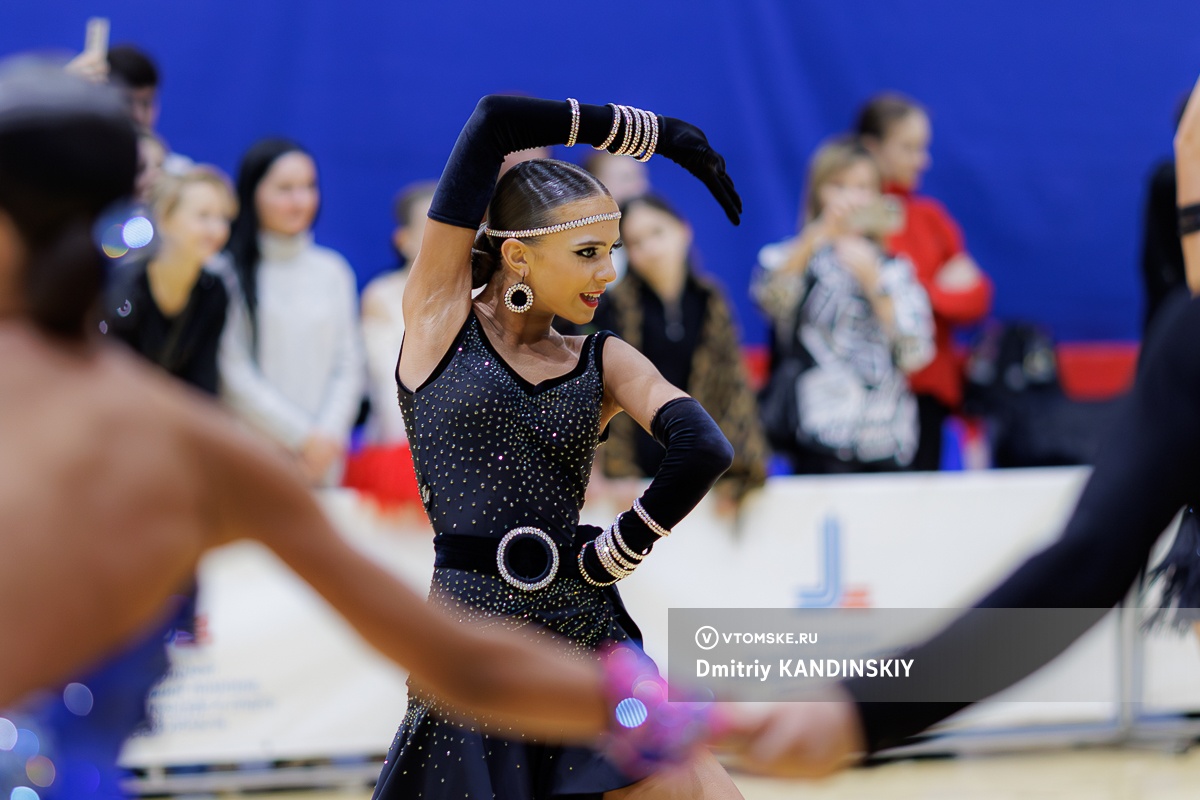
(400, 96, 741, 389)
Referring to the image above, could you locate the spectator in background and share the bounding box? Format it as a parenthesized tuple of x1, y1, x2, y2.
(220, 138, 366, 487)
(499, 145, 551, 178)
(106, 43, 191, 174)
(107, 166, 237, 395)
(754, 137, 933, 473)
(583, 151, 649, 282)
(134, 129, 166, 204)
(856, 93, 992, 470)
(1140, 97, 1190, 332)
(596, 194, 767, 508)
(584, 150, 650, 205)
(361, 181, 436, 443)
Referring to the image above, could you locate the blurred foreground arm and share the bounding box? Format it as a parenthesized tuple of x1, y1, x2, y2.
(193, 406, 606, 741)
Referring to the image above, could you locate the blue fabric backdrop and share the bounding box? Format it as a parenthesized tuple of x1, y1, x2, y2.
(5, 1, 1200, 343)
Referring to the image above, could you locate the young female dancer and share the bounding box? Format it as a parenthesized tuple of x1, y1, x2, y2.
(374, 95, 744, 798)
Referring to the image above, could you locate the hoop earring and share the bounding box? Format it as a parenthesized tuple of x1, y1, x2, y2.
(504, 281, 534, 314)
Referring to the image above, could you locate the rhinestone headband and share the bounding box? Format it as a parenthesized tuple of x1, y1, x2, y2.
(483, 210, 622, 240)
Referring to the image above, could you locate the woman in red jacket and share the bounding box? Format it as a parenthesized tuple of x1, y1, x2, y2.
(857, 94, 993, 470)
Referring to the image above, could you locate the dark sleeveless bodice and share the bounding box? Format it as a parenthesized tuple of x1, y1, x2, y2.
(399, 310, 604, 542)
(379, 310, 640, 799)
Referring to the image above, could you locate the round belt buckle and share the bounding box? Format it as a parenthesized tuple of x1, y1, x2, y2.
(497, 527, 559, 591)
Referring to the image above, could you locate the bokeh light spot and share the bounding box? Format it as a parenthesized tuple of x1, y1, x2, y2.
(614, 697, 648, 729)
(25, 756, 54, 788)
(10, 787, 39, 800)
(0, 718, 16, 750)
(63, 683, 94, 717)
(12, 729, 38, 761)
(121, 216, 154, 249)
(99, 224, 129, 259)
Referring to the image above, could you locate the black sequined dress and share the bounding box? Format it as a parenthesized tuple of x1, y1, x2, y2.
(372, 309, 643, 799)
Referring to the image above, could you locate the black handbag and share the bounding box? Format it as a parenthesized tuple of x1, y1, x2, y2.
(758, 297, 816, 455)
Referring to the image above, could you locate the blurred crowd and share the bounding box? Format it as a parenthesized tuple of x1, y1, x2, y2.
(67, 41, 1171, 518)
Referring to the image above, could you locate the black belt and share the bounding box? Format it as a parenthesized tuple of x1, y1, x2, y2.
(434, 528, 576, 591)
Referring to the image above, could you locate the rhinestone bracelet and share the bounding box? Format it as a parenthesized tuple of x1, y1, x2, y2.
(596, 538, 635, 579)
(628, 108, 652, 160)
(611, 517, 648, 562)
(566, 97, 580, 148)
(599, 528, 641, 573)
(633, 498, 671, 538)
(578, 542, 619, 587)
(614, 106, 636, 156)
(595, 103, 621, 151)
(636, 112, 660, 163)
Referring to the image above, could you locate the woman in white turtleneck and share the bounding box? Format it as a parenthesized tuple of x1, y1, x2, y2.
(219, 139, 365, 486)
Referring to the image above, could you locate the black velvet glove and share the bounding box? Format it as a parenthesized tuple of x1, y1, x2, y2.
(575, 524, 610, 586)
(428, 95, 741, 231)
(653, 117, 742, 226)
(578, 397, 734, 585)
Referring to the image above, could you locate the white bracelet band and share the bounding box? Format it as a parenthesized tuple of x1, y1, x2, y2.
(633, 498, 671, 538)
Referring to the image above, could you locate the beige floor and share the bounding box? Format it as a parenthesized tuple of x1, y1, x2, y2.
(225, 747, 1200, 800)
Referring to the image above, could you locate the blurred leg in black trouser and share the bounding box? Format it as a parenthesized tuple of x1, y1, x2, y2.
(912, 393, 949, 471)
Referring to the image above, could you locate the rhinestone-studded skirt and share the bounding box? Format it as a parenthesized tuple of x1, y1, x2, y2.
(370, 567, 645, 799)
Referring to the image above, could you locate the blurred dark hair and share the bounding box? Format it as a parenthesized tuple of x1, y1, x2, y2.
(106, 44, 159, 90)
(619, 193, 687, 225)
(618, 193, 698, 277)
(226, 137, 312, 327)
(855, 93, 926, 141)
(0, 60, 137, 339)
(472, 158, 608, 289)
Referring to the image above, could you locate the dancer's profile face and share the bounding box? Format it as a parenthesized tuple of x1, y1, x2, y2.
(255, 152, 319, 237)
(621, 202, 692, 288)
(502, 194, 620, 325)
(871, 110, 931, 190)
(159, 182, 234, 266)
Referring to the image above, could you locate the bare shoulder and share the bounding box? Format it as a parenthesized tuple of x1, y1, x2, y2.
(600, 334, 654, 375)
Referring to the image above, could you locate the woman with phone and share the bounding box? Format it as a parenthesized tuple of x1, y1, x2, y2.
(856, 93, 994, 470)
(754, 136, 934, 473)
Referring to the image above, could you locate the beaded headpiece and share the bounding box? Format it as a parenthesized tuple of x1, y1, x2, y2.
(483, 211, 622, 240)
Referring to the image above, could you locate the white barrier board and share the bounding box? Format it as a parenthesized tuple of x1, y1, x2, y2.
(122, 469, 1200, 767)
